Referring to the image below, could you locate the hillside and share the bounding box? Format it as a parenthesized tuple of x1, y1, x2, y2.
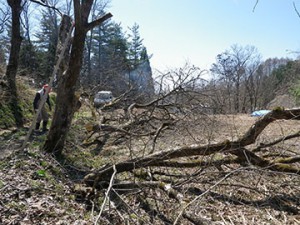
(1, 78, 300, 224)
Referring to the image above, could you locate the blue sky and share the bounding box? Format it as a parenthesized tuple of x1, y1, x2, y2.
(109, 0, 300, 73)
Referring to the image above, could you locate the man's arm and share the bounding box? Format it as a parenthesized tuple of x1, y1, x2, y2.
(33, 93, 40, 110)
(47, 95, 51, 111)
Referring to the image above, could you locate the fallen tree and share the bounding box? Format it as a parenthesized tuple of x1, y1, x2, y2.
(75, 68, 300, 224)
(84, 108, 300, 186)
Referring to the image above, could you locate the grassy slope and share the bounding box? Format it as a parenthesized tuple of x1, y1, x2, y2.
(0, 78, 96, 224)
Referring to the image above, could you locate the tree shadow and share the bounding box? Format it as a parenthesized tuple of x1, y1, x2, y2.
(53, 154, 90, 182)
(8, 96, 24, 128)
(187, 187, 300, 215)
(0, 127, 29, 157)
(90, 133, 110, 155)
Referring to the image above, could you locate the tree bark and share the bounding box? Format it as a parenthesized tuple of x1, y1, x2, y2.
(5, 0, 23, 127)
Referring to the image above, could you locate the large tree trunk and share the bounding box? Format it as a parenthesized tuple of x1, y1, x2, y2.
(43, 1, 112, 156)
(43, 16, 87, 155)
(5, 0, 23, 127)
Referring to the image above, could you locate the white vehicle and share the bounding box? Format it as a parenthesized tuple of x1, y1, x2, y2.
(94, 91, 113, 107)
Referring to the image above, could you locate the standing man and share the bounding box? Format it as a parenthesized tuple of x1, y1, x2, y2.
(33, 84, 52, 132)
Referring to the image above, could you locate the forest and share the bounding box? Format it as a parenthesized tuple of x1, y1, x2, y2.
(1, 0, 300, 224)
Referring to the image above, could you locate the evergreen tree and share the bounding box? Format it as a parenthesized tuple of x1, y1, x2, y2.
(19, 40, 38, 73)
(84, 21, 129, 94)
(128, 23, 144, 69)
(140, 46, 150, 63)
(106, 22, 128, 67)
(83, 0, 109, 83)
(86, 21, 111, 86)
(34, 4, 59, 80)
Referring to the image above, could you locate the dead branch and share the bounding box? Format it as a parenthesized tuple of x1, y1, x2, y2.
(275, 156, 300, 164)
(85, 123, 158, 138)
(95, 165, 116, 224)
(173, 169, 238, 225)
(238, 108, 300, 146)
(294, 2, 300, 19)
(86, 13, 113, 32)
(253, 0, 259, 12)
(148, 157, 239, 168)
(253, 130, 300, 153)
(84, 108, 300, 187)
(99, 86, 134, 111)
(136, 196, 173, 224)
(85, 71, 208, 149)
(150, 122, 171, 154)
(30, 0, 62, 16)
(231, 147, 300, 174)
(182, 212, 211, 225)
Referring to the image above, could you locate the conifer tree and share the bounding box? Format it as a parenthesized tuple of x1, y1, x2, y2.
(128, 23, 144, 69)
(35, 3, 59, 79)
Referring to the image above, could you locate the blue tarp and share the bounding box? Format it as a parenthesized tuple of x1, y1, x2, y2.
(251, 110, 271, 117)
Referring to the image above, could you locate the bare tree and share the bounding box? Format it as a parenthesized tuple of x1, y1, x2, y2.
(43, 0, 112, 156)
(0, 2, 9, 65)
(211, 44, 261, 113)
(0, 2, 10, 34)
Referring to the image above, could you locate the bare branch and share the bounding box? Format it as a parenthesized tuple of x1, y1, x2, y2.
(253, 130, 300, 152)
(239, 108, 300, 146)
(293, 1, 300, 18)
(29, 0, 63, 16)
(86, 12, 113, 31)
(173, 168, 239, 225)
(0, 6, 10, 34)
(95, 165, 117, 224)
(148, 157, 239, 168)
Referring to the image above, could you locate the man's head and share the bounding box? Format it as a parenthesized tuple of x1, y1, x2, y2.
(43, 84, 51, 93)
